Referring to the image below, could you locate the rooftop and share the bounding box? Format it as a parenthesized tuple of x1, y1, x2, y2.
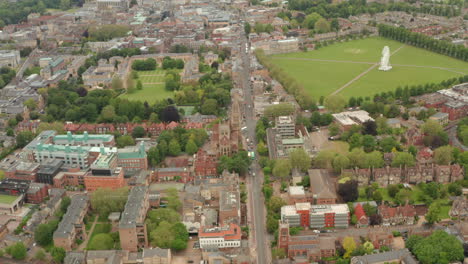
(0, 194, 20, 205)
(53, 195, 88, 239)
(351, 249, 417, 264)
(119, 186, 147, 229)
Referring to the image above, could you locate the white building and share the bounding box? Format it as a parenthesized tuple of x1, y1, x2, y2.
(0, 50, 21, 68)
(198, 224, 241, 249)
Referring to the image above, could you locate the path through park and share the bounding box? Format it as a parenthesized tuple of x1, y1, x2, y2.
(330, 44, 405, 95)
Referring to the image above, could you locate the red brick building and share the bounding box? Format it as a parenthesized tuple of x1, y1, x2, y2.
(83, 153, 126, 191)
(152, 167, 192, 183)
(277, 221, 336, 262)
(378, 204, 417, 226)
(4, 162, 39, 182)
(53, 167, 87, 188)
(354, 203, 368, 227)
(194, 150, 217, 178)
(441, 101, 468, 120)
(26, 183, 49, 204)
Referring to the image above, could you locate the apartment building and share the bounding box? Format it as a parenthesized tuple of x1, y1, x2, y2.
(198, 223, 241, 249)
(53, 195, 89, 251)
(281, 203, 350, 228)
(276, 116, 295, 138)
(119, 186, 149, 252)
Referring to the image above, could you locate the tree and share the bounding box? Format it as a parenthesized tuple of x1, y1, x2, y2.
(16, 131, 34, 148)
(324, 95, 346, 112)
(363, 151, 384, 168)
(6, 242, 26, 260)
(303, 12, 323, 29)
(132, 126, 146, 138)
(332, 154, 350, 173)
(111, 76, 123, 90)
(315, 150, 336, 169)
(266, 214, 278, 233)
(314, 18, 331, 33)
(50, 246, 66, 263)
(136, 80, 143, 90)
(379, 137, 398, 152)
(395, 189, 412, 205)
(88, 234, 114, 250)
(24, 98, 37, 110)
(116, 135, 135, 148)
(369, 214, 382, 225)
(185, 139, 198, 155)
(100, 105, 116, 123)
(151, 221, 174, 248)
(426, 202, 441, 225)
(338, 180, 358, 202)
(160, 105, 180, 122)
(392, 152, 415, 167)
(59, 0, 71, 10)
(126, 77, 135, 93)
(343, 237, 356, 258)
(409, 230, 463, 264)
(168, 139, 181, 156)
(34, 220, 59, 246)
(166, 188, 182, 211)
(34, 249, 46, 261)
(201, 99, 218, 115)
(147, 208, 180, 226)
(387, 184, 400, 198)
(268, 196, 287, 215)
(434, 145, 453, 165)
(244, 22, 252, 35)
(422, 119, 444, 136)
(362, 241, 374, 254)
(289, 148, 311, 172)
(273, 159, 292, 179)
(362, 135, 376, 152)
(347, 148, 366, 168)
(90, 187, 129, 218)
(372, 190, 383, 203)
(362, 120, 377, 136)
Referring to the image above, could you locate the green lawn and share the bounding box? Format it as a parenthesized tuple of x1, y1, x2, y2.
(0, 194, 18, 204)
(271, 37, 468, 98)
(120, 69, 173, 102)
(90, 223, 111, 238)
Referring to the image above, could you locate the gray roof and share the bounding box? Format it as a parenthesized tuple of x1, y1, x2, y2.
(430, 112, 449, 119)
(53, 195, 89, 239)
(119, 186, 147, 229)
(142, 247, 170, 258)
(64, 252, 85, 264)
(219, 190, 240, 212)
(157, 167, 188, 173)
(351, 249, 418, 264)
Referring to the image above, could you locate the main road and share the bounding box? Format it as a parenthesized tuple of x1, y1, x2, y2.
(237, 26, 270, 264)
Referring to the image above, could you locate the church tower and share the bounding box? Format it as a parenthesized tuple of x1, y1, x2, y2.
(278, 221, 290, 251)
(230, 96, 241, 133)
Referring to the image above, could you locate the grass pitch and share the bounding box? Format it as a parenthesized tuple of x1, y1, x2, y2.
(272, 37, 468, 99)
(120, 69, 173, 102)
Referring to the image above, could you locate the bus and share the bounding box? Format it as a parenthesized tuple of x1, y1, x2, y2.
(248, 151, 255, 160)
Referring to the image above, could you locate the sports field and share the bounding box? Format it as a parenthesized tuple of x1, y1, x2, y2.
(272, 37, 468, 98)
(120, 69, 173, 102)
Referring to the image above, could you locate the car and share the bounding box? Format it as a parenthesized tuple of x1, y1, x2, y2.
(328, 136, 339, 140)
(312, 230, 320, 234)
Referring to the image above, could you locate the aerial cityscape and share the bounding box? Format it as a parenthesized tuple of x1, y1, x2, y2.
(0, 0, 466, 263)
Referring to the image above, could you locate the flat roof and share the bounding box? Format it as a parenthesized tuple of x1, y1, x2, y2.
(0, 194, 20, 205)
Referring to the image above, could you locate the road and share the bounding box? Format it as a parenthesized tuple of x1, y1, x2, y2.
(236, 26, 270, 264)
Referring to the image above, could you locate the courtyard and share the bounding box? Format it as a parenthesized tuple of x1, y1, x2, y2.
(272, 37, 468, 98)
(120, 69, 174, 102)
